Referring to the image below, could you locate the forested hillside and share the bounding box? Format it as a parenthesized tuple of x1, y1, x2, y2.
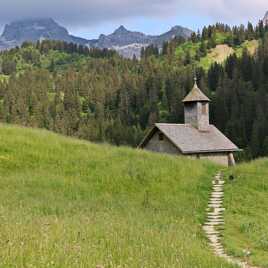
(1, 21, 268, 160)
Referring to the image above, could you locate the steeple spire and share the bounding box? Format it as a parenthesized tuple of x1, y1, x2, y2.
(183, 78, 210, 131)
(182, 78, 210, 103)
(194, 76, 197, 87)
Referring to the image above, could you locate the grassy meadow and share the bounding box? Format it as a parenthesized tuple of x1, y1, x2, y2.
(0, 124, 238, 268)
(175, 32, 259, 70)
(224, 159, 268, 268)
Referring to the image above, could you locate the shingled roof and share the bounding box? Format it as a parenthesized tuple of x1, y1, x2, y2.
(139, 123, 240, 154)
(182, 82, 210, 103)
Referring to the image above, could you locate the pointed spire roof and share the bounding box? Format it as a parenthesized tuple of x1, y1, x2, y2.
(182, 78, 210, 103)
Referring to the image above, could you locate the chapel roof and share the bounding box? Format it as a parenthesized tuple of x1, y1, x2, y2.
(139, 123, 240, 154)
(182, 80, 210, 103)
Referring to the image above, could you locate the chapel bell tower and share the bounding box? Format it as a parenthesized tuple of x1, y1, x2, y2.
(182, 78, 210, 132)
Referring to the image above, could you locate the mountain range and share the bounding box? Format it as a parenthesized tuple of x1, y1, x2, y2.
(0, 18, 193, 58)
(264, 11, 268, 25)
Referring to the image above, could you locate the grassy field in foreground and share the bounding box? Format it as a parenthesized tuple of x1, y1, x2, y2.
(224, 159, 268, 268)
(0, 124, 238, 268)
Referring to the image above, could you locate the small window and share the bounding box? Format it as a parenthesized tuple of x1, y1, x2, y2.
(159, 133, 164, 141)
(202, 103, 207, 115)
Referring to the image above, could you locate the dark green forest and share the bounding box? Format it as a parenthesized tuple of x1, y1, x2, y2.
(1, 21, 268, 160)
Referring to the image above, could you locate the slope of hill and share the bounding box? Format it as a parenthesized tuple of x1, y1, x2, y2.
(199, 44, 234, 69)
(0, 124, 238, 267)
(199, 40, 258, 70)
(224, 159, 268, 267)
(175, 32, 259, 70)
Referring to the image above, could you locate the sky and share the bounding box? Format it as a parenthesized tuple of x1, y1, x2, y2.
(0, 0, 267, 39)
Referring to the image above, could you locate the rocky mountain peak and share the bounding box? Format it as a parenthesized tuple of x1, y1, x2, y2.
(263, 11, 268, 25)
(0, 18, 193, 58)
(114, 25, 129, 35)
(171, 25, 183, 31)
(1, 18, 69, 42)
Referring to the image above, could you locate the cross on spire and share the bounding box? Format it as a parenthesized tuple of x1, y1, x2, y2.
(194, 76, 197, 87)
(182, 76, 210, 103)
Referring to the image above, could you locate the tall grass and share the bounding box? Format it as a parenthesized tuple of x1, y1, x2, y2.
(224, 159, 268, 268)
(0, 124, 237, 267)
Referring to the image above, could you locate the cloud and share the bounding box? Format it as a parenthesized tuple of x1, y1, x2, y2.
(191, 0, 267, 23)
(0, 0, 266, 30)
(0, 0, 178, 28)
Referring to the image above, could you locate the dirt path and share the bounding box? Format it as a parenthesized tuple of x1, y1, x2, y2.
(203, 172, 260, 268)
(209, 44, 234, 63)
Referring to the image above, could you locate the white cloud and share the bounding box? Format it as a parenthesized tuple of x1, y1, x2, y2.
(0, 0, 266, 29)
(191, 0, 267, 22)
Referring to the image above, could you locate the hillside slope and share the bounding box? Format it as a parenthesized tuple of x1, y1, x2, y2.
(224, 160, 268, 267)
(0, 124, 237, 267)
(176, 37, 259, 70)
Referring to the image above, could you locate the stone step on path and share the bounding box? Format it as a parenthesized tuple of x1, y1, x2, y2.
(207, 214, 223, 218)
(211, 189, 224, 192)
(212, 189, 223, 193)
(207, 218, 223, 221)
(208, 201, 223, 204)
(205, 219, 224, 223)
(207, 213, 223, 216)
(208, 201, 223, 205)
(203, 172, 261, 268)
(208, 204, 222, 208)
(213, 181, 225, 184)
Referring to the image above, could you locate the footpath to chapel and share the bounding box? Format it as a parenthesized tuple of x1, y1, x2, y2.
(203, 172, 261, 268)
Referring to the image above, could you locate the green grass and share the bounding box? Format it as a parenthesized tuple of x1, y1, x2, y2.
(174, 33, 259, 71)
(199, 54, 216, 70)
(199, 44, 234, 70)
(234, 40, 259, 57)
(0, 46, 90, 76)
(0, 124, 239, 267)
(0, 74, 9, 82)
(224, 159, 268, 267)
(40, 50, 88, 71)
(175, 41, 201, 59)
(214, 32, 231, 44)
(198, 40, 258, 70)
